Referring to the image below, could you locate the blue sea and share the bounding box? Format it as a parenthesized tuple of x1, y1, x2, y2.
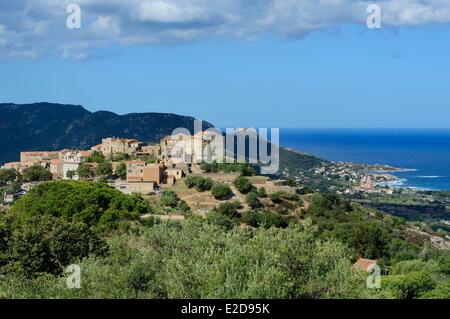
(280, 129, 450, 191)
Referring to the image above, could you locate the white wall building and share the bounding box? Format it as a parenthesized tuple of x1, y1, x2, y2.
(62, 152, 88, 180)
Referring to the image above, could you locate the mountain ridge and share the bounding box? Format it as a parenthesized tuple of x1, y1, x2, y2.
(0, 102, 214, 164)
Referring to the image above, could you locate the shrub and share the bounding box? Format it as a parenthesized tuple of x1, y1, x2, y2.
(215, 201, 241, 218)
(22, 165, 53, 182)
(258, 211, 288, 229)
(270, 192, 283, 204)
(88, 151, 105, 163)
(241, 211, 259, 227)
(241, 211, 287, 229)
(206, 212, 234, 230)
(177, 200, 191, 215)
(96, 162, 113, 177)
(77, 164, 93, 179)
(211, 184, 232, 200)
(246, 192, 260, 209)
(270, 191, 301, 204)
(201, 162, 219, 173)
(160, 190, 179, 208)
(10, 180, 149, 231)
(0, 168, 17, 185)
(184, 176, 213, 192)
(184, 176, 201, 188)
(116, 162, 127, 180)
(257, 187, 268, 198)
(382, 271, 436, 299)
(233, 176, 256, 194)
(1, 214, 107, 277)
(0, 220, 381, 299)
(195, 178, 213, 192)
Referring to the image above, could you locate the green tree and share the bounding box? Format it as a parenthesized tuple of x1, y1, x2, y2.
(233, 176, 255, 194)
(88, 151, 105, 163)
(2, 214, 107, 277)
(116, 162, 127, 180)
(77, 164, 92, 180)
(246, 192, 261, 209)
(211, 183, 232, 200)
(177, 200, 191, 215)
(22, 165, 53, 182)
(96, 162, 113, 177)
(201, 161, 219, 173)
(66, 170, 76, 180)
(206, 212, 234, 230)
(184, 176, 213, 191)
(215, 201, 240, 218)
(113, 152, 130, 162)
(241, 210, 287, 229)
(0, 168, 17, 185)
(258, 211, 288, 229)
(195, 178, 213, 192)
(241, 211, 259, 227)
(240, 164, 256, 176)
(184, 175, 200, 188)
(257, 187, 268, 198)
(9, 180, 149, 231)
(269, 191, 283, 204)
(160, 190, 179, 208)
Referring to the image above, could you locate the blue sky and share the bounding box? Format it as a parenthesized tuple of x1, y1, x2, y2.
(1, 1, 450, 128)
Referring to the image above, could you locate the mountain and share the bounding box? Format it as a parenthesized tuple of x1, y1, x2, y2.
(0, 102, 327, 177)
(0, 102, 214, 164)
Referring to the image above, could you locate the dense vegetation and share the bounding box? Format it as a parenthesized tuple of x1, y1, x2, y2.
(22, 166, 53, 182)
(9, 181, 150, 232)
(0, 168, 17, 185)
(201, 162, 256, 176)
(0, 219, 386, 299)
(0, 180, 448, 299)
(184, 176, 214, 192)
(0, 214, 107, 277)
(303, 193, 424, 265)
(349, 190, 450, 232)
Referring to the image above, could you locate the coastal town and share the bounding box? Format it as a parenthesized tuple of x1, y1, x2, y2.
(280, 150, 404, 195)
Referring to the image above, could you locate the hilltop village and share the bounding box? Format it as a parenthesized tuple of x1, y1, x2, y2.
(0, 131, 406, 208)
(1, 134, 194, 195)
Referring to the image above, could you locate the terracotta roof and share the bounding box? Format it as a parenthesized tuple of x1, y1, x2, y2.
(352, 258, 377, 272)
(51, 159, 63, 165)
(21, 151, 54, 156)
(4, 162, 21, 167)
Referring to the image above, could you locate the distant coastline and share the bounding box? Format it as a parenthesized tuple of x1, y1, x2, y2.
(281, 128, 450, 191)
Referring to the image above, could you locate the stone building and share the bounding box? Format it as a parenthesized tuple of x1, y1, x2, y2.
(101, 138, 143, 157)
(126, 160, 163, 185)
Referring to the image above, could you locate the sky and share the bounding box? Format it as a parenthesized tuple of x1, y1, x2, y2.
(0, 0, 450, 128)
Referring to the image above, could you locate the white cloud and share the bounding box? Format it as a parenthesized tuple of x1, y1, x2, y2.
(0, 0, 449, 59)
(90, 16, 121, 37)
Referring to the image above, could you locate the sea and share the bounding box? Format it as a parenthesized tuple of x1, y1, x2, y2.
(279, 128, 450, 191)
